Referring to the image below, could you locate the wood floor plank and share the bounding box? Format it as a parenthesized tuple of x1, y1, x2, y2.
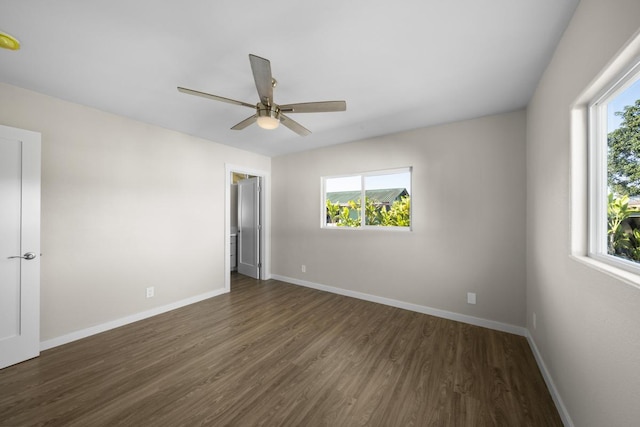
(0, 274, 563, 426)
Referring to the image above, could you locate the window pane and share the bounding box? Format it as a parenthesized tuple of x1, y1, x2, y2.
(364, 171, 411, 227)
(606, 79, 640, 262)
(325, 176, 362, 227)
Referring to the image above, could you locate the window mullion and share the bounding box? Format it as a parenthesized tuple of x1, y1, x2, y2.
(360, 175, 365, 227)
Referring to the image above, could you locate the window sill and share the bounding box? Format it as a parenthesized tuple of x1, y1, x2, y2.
(570, 254, 640, 290)
(322, 225, 412, 232)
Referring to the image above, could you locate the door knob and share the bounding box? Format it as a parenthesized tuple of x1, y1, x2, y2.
(7, 252, 36, 260)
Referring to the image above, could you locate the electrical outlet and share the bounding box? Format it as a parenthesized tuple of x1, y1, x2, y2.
(146, 286, 155, 298)
(467, 292, 476, 305)
(533, 312, 537, 330)
(301, 264, 306, 273)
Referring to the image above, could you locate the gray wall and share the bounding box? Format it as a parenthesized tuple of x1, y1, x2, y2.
(272, 110, 527, 327)
(230, 183, 238, 230)
(0, 83, 270, 341)
(526, 1, 640, 426)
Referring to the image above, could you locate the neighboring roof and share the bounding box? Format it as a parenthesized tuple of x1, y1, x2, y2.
(327, 188, 409, 205)
(629, 197, 640, 208)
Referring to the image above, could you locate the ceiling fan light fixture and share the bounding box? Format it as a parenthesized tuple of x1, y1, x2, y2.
(256, 105, 280, 130)
(0, 31, 20, 51)
(257, 116, 280, 130)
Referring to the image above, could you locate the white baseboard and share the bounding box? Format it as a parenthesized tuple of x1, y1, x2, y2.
(40, 288, 228, 351)
(526, 331, 574, 427)
(271, 274, 526, 336)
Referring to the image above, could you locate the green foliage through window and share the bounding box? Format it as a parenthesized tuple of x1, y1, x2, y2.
(323, 169, 412, 229)
(606, 95, 640, 262)
(607, 194, 640, 262)
(326, 196, 411, 227)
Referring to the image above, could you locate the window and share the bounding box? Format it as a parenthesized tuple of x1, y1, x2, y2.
(322, 168, 411, 229)
(589, 57, 640, 273)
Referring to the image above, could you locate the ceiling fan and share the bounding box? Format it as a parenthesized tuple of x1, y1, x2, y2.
(178, 54, 346, 136)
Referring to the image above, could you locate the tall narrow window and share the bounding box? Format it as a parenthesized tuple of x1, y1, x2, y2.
(589, 58, 640, 272)
(323, 168, 411, 230)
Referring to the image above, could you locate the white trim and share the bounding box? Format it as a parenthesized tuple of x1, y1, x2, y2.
(526, 331, 575, 427)
(587, 63, 640, 277)
(322, 166, 412, 181)
(587, 96, 608, 258)
(40, 289, 227, 351)
(271, 274, 526, 336)
(574, 27, 640, 284)
(571, 254, 640, 289)
(322, 224, 412, 232)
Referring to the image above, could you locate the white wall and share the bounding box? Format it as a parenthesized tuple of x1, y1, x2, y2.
(0, 83, 270, 342)
(272, 110, 527, 328)
(526, 1, 640, 426)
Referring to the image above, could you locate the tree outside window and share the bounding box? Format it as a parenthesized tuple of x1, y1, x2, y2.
(605, 80, 640, 262)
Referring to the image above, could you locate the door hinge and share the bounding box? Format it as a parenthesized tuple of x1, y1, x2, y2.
(258, 263, 262, 268)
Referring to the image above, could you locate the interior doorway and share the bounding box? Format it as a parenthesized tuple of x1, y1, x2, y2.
(0, 125, 41, 369)
(231, 173, 260, 279)
(225, 165, 269, 292)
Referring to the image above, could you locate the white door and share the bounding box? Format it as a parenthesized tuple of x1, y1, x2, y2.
(0, 125, 41, 370)
(237, 177, 260, 279)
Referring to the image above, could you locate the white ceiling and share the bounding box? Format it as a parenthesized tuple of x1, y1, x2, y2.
(0, 0, 579, 157)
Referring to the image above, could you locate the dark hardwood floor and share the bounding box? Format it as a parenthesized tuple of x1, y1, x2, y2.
(0, 274, 562, 426)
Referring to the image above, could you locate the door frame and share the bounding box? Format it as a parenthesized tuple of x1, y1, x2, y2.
(225, 164, 270, 291)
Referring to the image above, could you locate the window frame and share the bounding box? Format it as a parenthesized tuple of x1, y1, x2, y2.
(321, 167, 413, 231)
(588, 55, 640, 275)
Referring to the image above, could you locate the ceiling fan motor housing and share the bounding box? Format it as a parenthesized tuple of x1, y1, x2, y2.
(257, 103, 280, 120)
(256, 103, 281, 129)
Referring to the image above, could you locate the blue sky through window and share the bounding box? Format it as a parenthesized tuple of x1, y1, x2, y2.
(608, 78, 640, 132)
(326, 171, 411, 195)
(365, 172, 411, 194)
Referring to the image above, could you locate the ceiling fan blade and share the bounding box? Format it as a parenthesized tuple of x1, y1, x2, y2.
(231, 114, 257, 130)
(178, 87, 255, 109)
(280, 114, 311, 136)
(249, 54, 274, 106)
(279, 101, 347, 113)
